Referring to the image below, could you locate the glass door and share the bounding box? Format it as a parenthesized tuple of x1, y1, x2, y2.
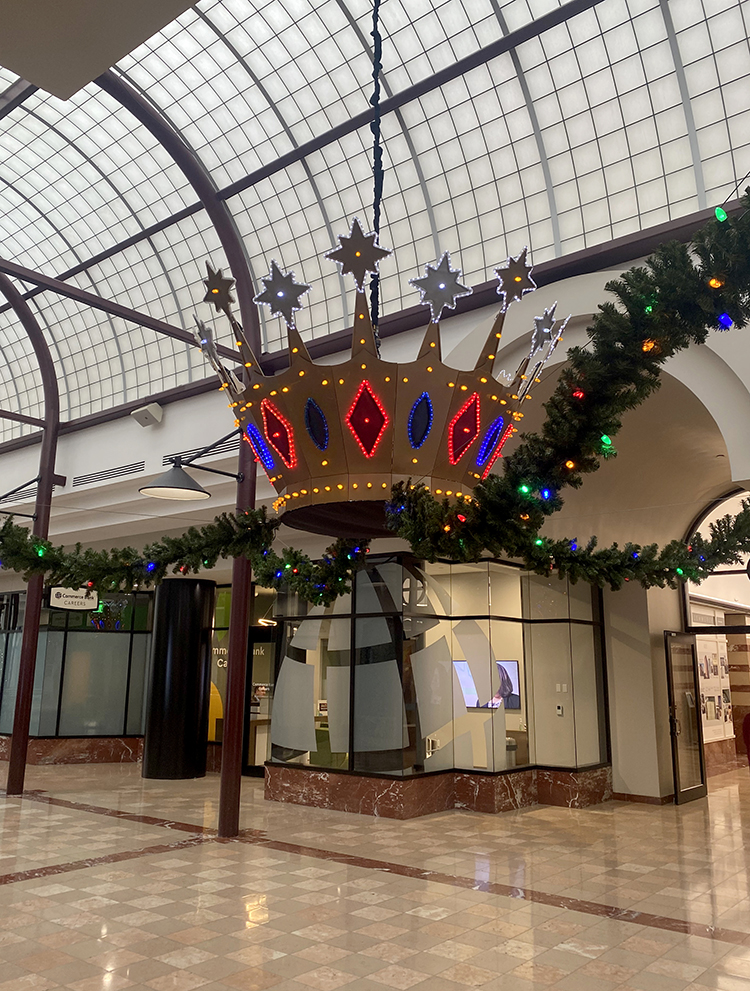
(664, 632, 707, 804)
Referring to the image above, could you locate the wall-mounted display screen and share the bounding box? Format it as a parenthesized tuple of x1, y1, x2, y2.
(452, 659, 521, 710)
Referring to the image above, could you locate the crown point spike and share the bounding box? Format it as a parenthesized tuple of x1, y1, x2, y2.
(351, 290, 379, 356)
(286, 324, 312, 364)
(475, 309, 506, 373)
(418, 320, 442, 360)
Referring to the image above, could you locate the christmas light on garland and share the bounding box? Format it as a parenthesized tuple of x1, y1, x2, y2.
(3, 195, 750, 599)
(386, 189, 750, 585)
(0, 511, 369, 605)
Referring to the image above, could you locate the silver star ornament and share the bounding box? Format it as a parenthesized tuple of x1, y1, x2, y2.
(495, 247, 536, 307)
(325, 218, 391, 291)
(530, 303, 569, 357)
(409, 252, 472, 322)
(253, 260, 311, 327)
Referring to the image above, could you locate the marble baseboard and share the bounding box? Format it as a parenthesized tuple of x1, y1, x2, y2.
(0, 736, 143, 765)
(704, 737, 746, 777)
(536, 765, 613, 809)
(612, 791, 674, 805)
(265, 763, 612, 819)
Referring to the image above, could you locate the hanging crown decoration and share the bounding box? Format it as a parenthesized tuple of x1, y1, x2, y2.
(196, 230, 568, 537)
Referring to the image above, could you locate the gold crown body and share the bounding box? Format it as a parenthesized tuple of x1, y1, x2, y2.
(225, 291, 540, 536)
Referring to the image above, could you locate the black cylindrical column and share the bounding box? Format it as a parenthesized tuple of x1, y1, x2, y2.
(142, 578, 216, 779)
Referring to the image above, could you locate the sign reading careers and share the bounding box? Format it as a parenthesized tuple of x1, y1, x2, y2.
(50, 587, 99, 611)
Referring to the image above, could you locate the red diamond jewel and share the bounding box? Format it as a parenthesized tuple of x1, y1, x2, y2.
(449, 393, 480, 464)
(346, 380, 389, 457)
(261, 398, 296, 468)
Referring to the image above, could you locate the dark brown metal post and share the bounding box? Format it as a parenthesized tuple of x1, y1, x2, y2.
(96, 71, 262, 835)
(0, 272, 60, 796)
(219, 436, 256, 836)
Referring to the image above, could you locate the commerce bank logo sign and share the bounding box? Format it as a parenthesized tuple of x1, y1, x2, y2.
(50, 586, 99, 611)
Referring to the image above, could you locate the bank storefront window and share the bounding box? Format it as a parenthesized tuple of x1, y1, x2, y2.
(0, 591, 153, 737)
(270, 556, 607, 776)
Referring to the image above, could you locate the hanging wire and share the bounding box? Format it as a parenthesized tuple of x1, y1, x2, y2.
(369, 0, 384, 345)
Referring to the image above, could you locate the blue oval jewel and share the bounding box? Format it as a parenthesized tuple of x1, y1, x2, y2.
(246, 423, 275, 471)
(408, 392, 433, 448)
(304, 398, 329, 450)
(476, 416, 505, 467)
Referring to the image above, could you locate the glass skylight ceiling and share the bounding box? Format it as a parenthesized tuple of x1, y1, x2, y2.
(0, 0, 749, 441)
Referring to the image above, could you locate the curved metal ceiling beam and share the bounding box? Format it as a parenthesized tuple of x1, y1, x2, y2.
(194, 7, 351, 329)
(490, 2, 561, 255)
(96, 69, 261, 353)
(0, 270, 60, 798)
(658, 0, 707, 211)
(0, 0, 609, 326)
(0, 167, 119, 405)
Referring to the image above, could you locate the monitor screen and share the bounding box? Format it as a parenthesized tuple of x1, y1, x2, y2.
(453, 660, 480, 708)
(495, 660, 521, 710)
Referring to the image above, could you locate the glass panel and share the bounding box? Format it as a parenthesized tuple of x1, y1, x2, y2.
(0, 632, 25, 734)
(410, 618, 455, 771)
(522, 573, 571, 620)
(569, 580, 594, 622)
(33, 631, 65, 737)
(668, 639, 703, 792)
(352, 615, 407, 774)
(57, 632, 129, 735)
(271, 619, 349, 768)
(209, 624, 228, 743)
(525, 622, 576, 766)
(126, 635, 151, 736)
(490, 620, 529, 769)
(132, 593, 154, 632)
(570, 624, 605, 765)
(247, 639, 275, 766)
(489, 562, 523, 618)
(67, 594, 134, 632)
(450, 563, 490, 616)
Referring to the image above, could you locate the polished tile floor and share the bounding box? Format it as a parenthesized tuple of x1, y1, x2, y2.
(1, 763, 750, 991)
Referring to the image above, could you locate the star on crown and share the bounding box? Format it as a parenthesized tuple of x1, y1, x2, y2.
(325, 218, 391, 291)
(203, 262, 236, 316)
(409, 252, 472, 322)
(253, 261, 311, 328)
(495, 248, 536, 307)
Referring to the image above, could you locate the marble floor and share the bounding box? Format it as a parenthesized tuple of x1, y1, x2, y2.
(1, 763, 750, 991)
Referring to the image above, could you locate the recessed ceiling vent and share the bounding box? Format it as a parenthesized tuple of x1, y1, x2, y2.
(72, 461, 146, 488)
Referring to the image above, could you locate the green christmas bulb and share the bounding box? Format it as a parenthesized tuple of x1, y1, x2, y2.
(715, 206, 728, 222)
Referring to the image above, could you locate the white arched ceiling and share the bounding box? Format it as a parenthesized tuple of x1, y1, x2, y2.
(1, 0, 749, 442)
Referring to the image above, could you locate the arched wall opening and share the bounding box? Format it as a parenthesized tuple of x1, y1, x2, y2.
(685, 492, 750, 773)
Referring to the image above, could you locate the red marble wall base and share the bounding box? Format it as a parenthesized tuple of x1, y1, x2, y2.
(0, 736, 143, 765)
(703, 737, 746, 777)
(264, 763, 613, 819)
(536, 765, 613, 808)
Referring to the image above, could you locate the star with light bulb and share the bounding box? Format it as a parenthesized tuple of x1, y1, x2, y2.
(409, 252, 472, 322)
(495, 247, 536, 307)
(253, 261, 311, 327)
(203, 262, 236, 317)
(325, 218, 391, 291)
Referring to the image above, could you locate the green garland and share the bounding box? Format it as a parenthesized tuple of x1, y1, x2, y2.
(3, 194, 750, 598)
(386, 191, 750, 586)
(0, 511, 369, 605)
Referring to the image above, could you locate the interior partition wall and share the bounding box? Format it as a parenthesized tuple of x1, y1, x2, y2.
(0, 591, 153, 738)
(270, 555, 608, 777)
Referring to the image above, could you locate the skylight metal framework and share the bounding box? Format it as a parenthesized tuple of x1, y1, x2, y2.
(0, 0, 748, 443)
